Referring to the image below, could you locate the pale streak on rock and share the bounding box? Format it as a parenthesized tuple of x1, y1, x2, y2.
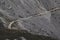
(8, 21, 15, 29)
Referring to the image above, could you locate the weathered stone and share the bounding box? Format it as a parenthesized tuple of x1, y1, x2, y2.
(0, 0, 60, 40)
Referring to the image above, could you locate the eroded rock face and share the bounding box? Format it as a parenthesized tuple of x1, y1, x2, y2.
(0, 19, 4, 29)
(51, 10, 60, 39)
(0, 0, 60, 40)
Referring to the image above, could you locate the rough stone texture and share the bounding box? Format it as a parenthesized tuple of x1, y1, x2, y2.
(0, 0, 60, 40)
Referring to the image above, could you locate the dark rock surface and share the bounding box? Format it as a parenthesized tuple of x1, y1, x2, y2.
(0, 29, 57, 40)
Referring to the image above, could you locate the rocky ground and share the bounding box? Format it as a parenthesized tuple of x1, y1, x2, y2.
(0, 0, 60, 40)
(0, 29, 57, 40)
